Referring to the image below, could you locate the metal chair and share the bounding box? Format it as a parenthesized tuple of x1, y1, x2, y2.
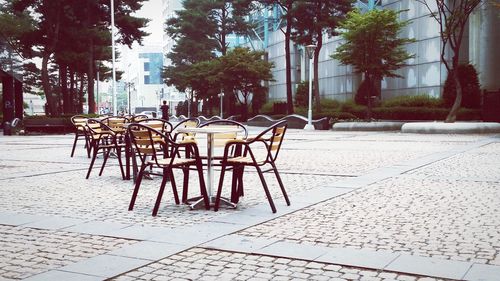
(70, 115, 91, 158)
(214, 120, 290, 213)
(127, 123, 209, 216)
(85, 118, 126, 179)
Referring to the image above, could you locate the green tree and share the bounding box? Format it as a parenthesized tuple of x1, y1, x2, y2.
(332, 9, 415, 105)
(290, 0, 353, 113)
(260, 0, 297, 115)
(417, 0, 481, 122)
(215, 47, 274, 121)
(3, 0, 147, 115)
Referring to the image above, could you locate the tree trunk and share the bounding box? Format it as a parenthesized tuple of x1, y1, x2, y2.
(60, 63, 70, 114)
(69, 68, 75, 113)
(87, 39, 95, 114)
(284, 13, 294, 114)
(78, 74, 85, 113)
(41, 54, 56, 116)
(445, 69, 462, 122)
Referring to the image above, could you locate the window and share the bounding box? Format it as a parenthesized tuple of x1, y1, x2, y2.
(144, 75, 150, 84)
(144, 62, 150, 71)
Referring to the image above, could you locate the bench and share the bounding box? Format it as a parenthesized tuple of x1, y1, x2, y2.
(23, 119, 72, 134)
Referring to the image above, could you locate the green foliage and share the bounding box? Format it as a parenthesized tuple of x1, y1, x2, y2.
(355, 79, 374, 105)
(216, 47, 274, 121)
(294, 81, 311, 106)
(333, 9, 415, 79)
(260, 102, 274, 115)
(381, 95, 443, 108)
(443, 64, 481, 108)
(372, 107, 481, 121)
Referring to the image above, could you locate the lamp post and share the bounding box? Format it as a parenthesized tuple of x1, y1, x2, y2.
(125, 82, 134, 115)
(110, 0, 117, 116)
(219, 92, 224, 118)
(304, 44, 316, 131)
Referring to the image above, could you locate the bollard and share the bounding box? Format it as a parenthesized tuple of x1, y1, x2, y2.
(3, 122, 12, 136)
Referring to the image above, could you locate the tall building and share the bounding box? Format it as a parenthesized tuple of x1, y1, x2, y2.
(120, 45, 164, 113)
(234, 1, 500, 103)
(161, 0, 185, 112)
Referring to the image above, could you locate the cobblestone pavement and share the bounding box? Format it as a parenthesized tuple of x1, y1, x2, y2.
(111, 248, 442, 281)
(0, 129, 499, 280)
(0, 225, 134, 279)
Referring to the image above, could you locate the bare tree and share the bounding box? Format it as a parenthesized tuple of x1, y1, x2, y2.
(416, 0, 481, 122)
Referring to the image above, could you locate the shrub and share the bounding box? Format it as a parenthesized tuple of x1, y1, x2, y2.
(355, 79, 373, 105)
(372, 106, 481, 120)
(382, 95, 443, 108)
(443, 64, 481, 108)
(340, 100, 367, 118)
(260, 102, 274, 115)
(320, 99, 341, 110)
(295, 81, 314, 106)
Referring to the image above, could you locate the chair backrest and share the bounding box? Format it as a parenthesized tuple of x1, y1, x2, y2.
(199, 119, 248, 147)
(86, 118, 113, 141)
(254, 120, 287, 163)
(127, 123, 163, 165)
(128, 123, 195, 167)
(71, 115, 88, 131)
(172, 118, 200, 141)
(132, 114, 149, 122)
(101, 116, 129, 133)
(137, 118, 173, 139)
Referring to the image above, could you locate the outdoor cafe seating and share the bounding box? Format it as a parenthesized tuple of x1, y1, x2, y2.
(85, 118, 126, 180)
(72, 114, 290, 214)
(214, 120, 290, 213)
(127, 123, 209, 216)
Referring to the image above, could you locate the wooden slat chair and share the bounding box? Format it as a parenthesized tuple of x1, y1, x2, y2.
(214, 120, 290, 213)
(132, 114, 149, 122)
(172, 118, 200, 143)
(127, 123, 209, 216)
(85, 118, 126, 180)
(70, 115, 91, 158)
(135, 119, 174, 178)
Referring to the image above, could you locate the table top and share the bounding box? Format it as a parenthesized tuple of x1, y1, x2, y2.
(176, 126, 244, 134)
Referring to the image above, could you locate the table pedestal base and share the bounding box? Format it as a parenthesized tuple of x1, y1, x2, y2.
(187, 196, 236, 210)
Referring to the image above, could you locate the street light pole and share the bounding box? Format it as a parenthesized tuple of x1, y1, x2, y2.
(304, 44, 316, 131)
(110, 0, 117, 116)
(219, 92, 224, 118)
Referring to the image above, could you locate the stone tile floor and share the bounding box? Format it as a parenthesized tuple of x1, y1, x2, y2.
(0, 129, 499, 280)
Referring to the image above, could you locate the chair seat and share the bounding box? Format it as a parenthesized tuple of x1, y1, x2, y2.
(225, 156, 266, 165)
(149, 158, 196, 166)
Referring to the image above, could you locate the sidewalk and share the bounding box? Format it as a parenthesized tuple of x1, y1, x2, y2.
(0, 129, 499, 280)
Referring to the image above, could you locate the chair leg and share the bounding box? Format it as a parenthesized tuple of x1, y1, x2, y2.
(195, 161, 210, 210)
(152, 168, 170, 216)
(70, 133, 78, 157)
(116, 146, 125, 180)
(86, 144, 99, 179)
(230, 166, 239, 203)
(255, 165, 277, 213)
(182, 167, 189, 203)
(129, 164, 147, 211)
(271, 162, 290, 206)
(214, 163, 227, 212)
(98, 147, 111, 176)
(170, 168, 180, 205)
(237, 166, 245, 198)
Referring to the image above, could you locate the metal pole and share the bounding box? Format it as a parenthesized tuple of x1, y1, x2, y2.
(308, 56, 313, 126)
(128, 83, 131, 115)
(219, 93, 223, 118)
(111, 0, 117, 116)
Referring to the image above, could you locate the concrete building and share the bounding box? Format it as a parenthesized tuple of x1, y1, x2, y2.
(234, 0, 500, 103)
